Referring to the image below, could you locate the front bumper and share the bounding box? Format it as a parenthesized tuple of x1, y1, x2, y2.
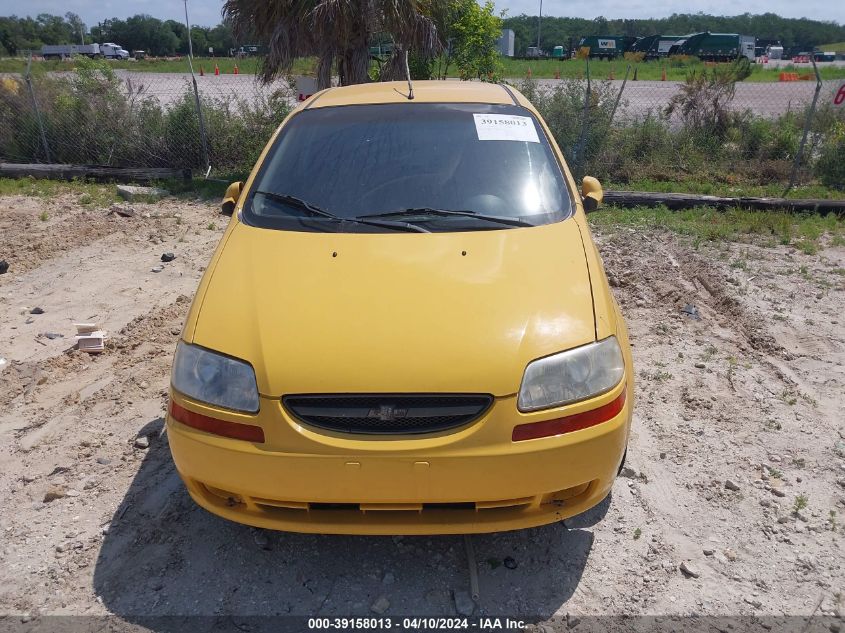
(166, 382, 632, 534)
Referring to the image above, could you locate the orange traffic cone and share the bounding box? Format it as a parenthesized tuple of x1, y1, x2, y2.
(661, 66, 667, 81)
(214, 64, 219, 76)
(234, 64, 239, 75)
(199, 66, 204, 76)
(527, 67, 532, 78)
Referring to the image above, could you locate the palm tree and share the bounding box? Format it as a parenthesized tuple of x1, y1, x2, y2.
(222, 0, 442, 89)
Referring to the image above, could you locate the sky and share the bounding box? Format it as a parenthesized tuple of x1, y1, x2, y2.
(8, 0, 845, 29)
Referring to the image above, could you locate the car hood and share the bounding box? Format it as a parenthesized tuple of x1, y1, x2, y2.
(192, 219, 596, 397)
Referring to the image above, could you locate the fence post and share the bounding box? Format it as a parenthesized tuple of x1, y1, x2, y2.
(575, 57, 591, 179)
(24, 52, 51, 163)
(586, 63, 633, 166)
(183, 0, 210, 176)
(784, 57, 823, 196)
(608, 64, 631, 126)
(190, 75, 211, 176)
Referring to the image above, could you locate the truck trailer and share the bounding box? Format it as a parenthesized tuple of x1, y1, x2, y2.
(668, 32, 756, 61)
(41, 43, 129, 60)
(497, 29, 515, 57)
(41, 44, 101, 60)
(577, 35, 638, 60)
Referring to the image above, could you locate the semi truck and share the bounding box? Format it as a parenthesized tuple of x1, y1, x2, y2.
(667, 33, 756, 61)
(628, 35, 683, 59)
(41, 43, 129, 60)
(765, 45, 784, 60)
(577, 35, 638, 60)
(755, 38, 782, 58)
(524, 46, 547, 59)
(100, 43, 130, 59)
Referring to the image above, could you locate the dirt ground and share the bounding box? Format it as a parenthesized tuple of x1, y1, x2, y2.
(0, 192, 843, 630)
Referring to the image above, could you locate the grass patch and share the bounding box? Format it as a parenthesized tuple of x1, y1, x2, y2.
(605, 178, 845, 200)
(0, 176, 233, 206)
(499, 58, 845, 81)
(154, 176, 238, 201)
(589, 204, 845, 249)
(4, 55, 845, 82)
(0, 56, 316, 76)
(0, 177, 119, 207)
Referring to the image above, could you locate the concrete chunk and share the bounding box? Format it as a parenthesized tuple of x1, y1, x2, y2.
(117, 185, 169, 201)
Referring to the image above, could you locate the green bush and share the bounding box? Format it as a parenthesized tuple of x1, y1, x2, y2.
(516, 77, 619, 177)
(517, 74, 845, 190)
(665, 58, 752, 138)
(0, 57, 292, 173)
(815, 122, 845, 189)
(2, 59, 843, 191)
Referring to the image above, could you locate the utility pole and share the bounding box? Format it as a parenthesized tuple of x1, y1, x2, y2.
(183, 0, 210, 176)
(183, 0, 195, 60)
(537, 0, 543, 50)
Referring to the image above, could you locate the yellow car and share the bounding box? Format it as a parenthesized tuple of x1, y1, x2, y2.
(167, 80, 633, 535)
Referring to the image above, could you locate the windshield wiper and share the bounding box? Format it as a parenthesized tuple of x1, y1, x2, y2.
(252, 191, 429, 233)
(357, 207, 535, 228)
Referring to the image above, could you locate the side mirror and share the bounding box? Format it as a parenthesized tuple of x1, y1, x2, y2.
(221, 181, 243, 216)
(581, 176, 603, 212)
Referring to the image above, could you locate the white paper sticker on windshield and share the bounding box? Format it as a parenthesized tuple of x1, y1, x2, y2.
(473, 114, 540, 143)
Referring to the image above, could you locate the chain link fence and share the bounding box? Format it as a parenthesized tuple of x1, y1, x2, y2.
(1, 59, 843, 189)
(0, 64, 295, 176)
(516, 61, 844, 192)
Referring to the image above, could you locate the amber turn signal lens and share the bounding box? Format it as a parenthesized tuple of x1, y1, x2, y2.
(512, 389, 626, 442)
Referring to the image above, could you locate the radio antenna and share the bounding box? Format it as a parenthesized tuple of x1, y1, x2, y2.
(404, 49, 414, 100)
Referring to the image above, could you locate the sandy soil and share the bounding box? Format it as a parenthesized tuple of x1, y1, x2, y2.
(0, 193, 843, 630)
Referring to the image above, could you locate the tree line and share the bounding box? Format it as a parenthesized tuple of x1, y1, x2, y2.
(503, 12, 845, 56)
(0, 13, 240, 57)
(3, 9, 843, 61)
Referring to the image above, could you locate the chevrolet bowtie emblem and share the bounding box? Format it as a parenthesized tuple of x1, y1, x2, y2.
(366, 404, 408, 422)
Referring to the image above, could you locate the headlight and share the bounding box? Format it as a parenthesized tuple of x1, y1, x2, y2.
(518, 337, 624, 412)
(171, 342, 260, 413)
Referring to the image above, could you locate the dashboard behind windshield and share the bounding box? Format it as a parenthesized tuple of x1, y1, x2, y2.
(244, 102, 573, 233)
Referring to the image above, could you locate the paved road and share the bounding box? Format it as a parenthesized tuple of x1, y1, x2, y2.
(122, 71, 841, 119)
(760, 59, 845, 68)
(7, 70, 842, 119)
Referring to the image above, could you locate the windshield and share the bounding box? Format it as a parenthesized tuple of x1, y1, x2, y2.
(244, 103, 573, 233)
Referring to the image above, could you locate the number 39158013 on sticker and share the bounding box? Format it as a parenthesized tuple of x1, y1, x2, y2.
(473, 113, 540, 143)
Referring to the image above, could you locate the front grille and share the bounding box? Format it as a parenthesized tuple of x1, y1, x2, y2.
(282, 394, 494, 434)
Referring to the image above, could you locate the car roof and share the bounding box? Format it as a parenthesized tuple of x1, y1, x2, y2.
(306, 80, 528, 109)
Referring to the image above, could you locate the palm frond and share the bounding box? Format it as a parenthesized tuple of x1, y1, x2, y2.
(223, 0, 442, 86)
